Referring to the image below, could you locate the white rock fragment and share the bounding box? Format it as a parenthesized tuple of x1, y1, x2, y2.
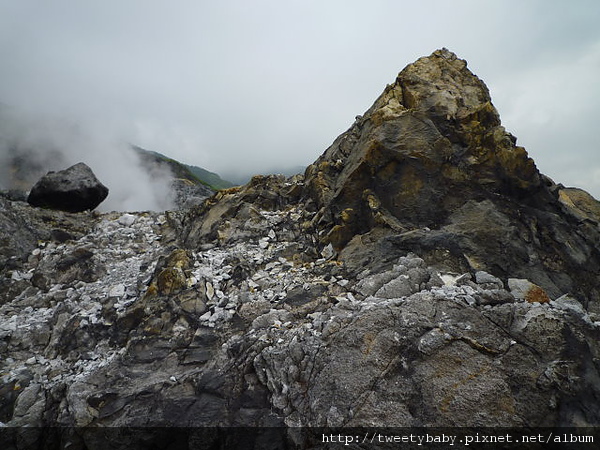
(321, 243, 335, 260)
(440, 273, 460, 286)
(206, 282, 215, 300)
(10, 271, 22, 281)
(11, 270, 33, 281)
(108, 284, 126, 298)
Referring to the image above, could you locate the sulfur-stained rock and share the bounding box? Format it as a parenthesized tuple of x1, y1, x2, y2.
(302, 49, 600, 310)
(164, 248, 191, 269)
(156, 267, 187, 295)
(558, 187, 600, 223)
(508, 278, 551, 303)
(304, 49, 542, 248)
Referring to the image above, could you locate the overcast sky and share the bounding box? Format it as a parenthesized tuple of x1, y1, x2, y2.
(0, 0, 599, 200)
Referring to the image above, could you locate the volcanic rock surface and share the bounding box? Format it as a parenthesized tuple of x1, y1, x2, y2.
(2, 50, 600, 446)
(27, 162, 109, 213)
(303, 48, 600, 310)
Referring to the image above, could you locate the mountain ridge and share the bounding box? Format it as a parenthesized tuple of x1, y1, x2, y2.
(132, 145, 235, 191)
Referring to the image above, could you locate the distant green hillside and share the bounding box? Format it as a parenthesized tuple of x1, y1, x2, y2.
(132, 146, 234, 190)
(185, 164, 235, 191)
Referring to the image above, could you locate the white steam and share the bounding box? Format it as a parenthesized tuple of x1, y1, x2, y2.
(0, 107, 175, 212)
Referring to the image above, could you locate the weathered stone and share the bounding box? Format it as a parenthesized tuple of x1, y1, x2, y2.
(108, 284, 126, 298)
(171, 178, 213, 209)
(475, 270, 504, 289)
(175, 290, 207, 315)
(156, 267, 187, 295)
(117, 213, 136, 227)
(508, 278, 551, 303)
(552, 293, 587, 317)
(31, 246, 106, 290)
(27, 163, 109, 212)
(304, 50, 540, 248)
(558, 186, 600, 223)
(476, 289, 515, 306)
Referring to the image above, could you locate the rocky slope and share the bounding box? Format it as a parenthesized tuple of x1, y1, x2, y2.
(1, 49, 600, 446)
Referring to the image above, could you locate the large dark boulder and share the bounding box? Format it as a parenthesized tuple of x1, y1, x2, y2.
(27, 163, 109, 212)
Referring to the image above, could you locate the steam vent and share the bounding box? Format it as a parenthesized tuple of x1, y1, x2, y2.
(1, 50, 600, 447)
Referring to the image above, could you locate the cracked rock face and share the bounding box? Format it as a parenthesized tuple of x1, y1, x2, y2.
(2, 49, 600, 436)
(303, 48, 600, 310)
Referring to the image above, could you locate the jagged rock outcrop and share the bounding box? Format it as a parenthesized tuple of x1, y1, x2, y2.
(303, 48, 600, 311)
(0, 195, 97, 275)
(27, 162, 109, 212)
(2, 49, 600, 447)
(171, 178, 214, 209)
(304, 49, 540, 238)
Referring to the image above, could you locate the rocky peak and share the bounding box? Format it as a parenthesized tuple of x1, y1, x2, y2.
(298, 49, 599, 308)
(305, 49, 541, 244)
(396, 49, 540, 190)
